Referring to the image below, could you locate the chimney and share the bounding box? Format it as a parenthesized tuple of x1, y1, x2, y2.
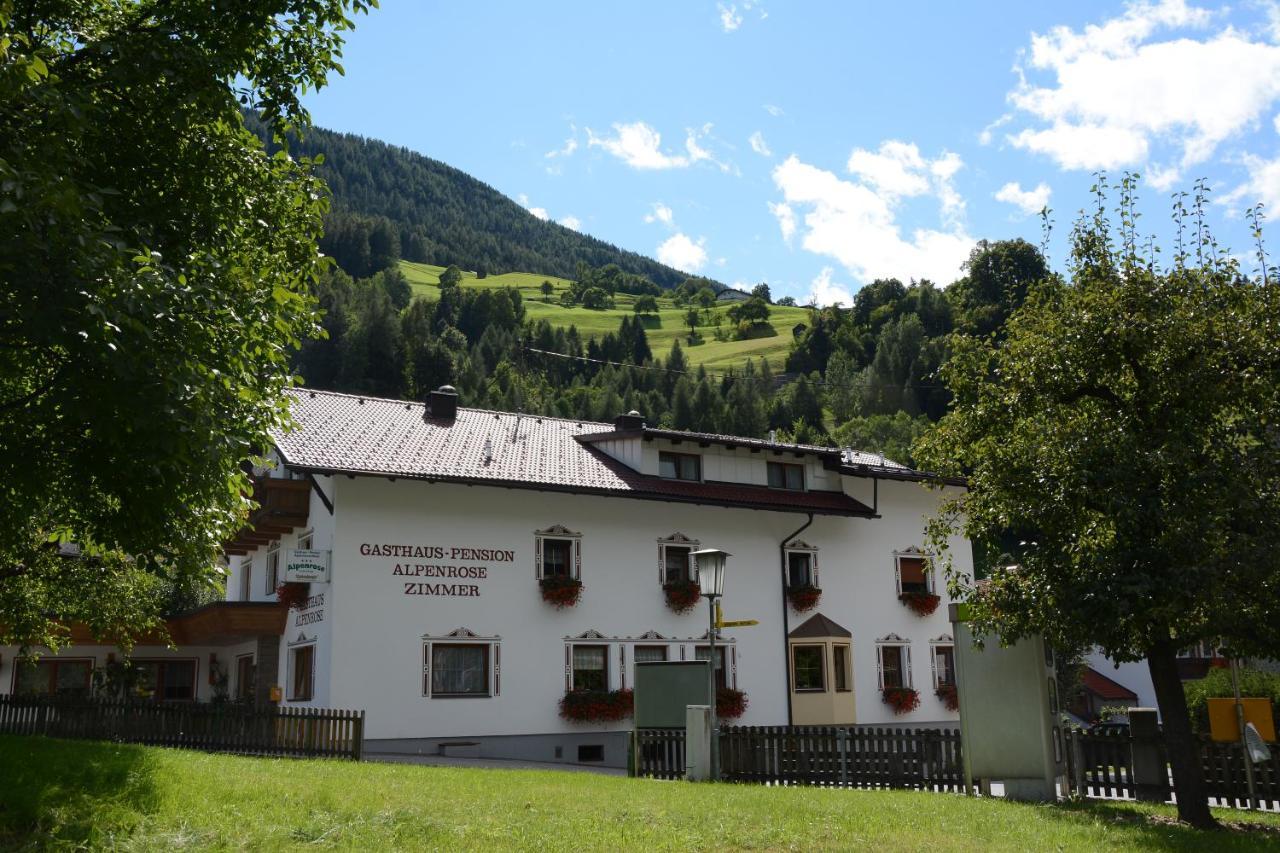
(614, 410, 645, 432)
(426, 385, 458, 422)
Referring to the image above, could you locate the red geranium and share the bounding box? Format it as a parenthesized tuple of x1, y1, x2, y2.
(663, 580, 701, 614)
(899, 591, 940, 617)
(787, 585, 822, 612)
(540, 576, 582, 609)
(275, 582, 310, 610)
(882, 686, 920, 715)
(717, 688, 749, 719)
(935, 683, 959, 712)
(559, 688, 634, 722)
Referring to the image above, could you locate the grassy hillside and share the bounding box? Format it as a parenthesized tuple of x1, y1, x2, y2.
(401, 261, 809, 371)
(3, 736, 1277, 850)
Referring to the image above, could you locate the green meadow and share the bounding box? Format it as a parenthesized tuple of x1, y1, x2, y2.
(3, 736, 1278, 851)
(400, 261, 811, 372)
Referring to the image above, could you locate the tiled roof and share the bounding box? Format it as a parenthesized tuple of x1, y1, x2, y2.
(1081, 667, 1139, 701)
(272, 390, 874, 517)
(577, 425, 847, 459)
(789, 613, 853, 639)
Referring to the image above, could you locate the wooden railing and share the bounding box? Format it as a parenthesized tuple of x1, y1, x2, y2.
(0, 696, 364, 760)
(632, 724, 965, 791)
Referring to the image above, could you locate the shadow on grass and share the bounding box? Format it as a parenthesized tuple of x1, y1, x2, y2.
(0, 735, 161, 849)
(1035, 797, 1280, 851)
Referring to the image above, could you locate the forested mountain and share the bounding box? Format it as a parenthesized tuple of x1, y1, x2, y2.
(249, 115, 704, 287)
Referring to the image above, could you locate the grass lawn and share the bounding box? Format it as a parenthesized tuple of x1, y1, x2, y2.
(400, 261, 810, 372)
(2, 736, 1279, 851)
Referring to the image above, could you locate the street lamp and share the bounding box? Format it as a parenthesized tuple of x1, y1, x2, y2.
(692, 547, 729, 781)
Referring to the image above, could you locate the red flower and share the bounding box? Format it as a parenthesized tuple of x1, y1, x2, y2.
(935, 683, 959, 712)
(882, 686, 920, 715)
(717, 688, 749, 719)
(539, 576, 583, 609)
(899, 591, 940, 617)
(559, 689, 634, 722)
(663, 580, 701, 614)
(787, 585, 822, 612)
(274, 582, 310, 610)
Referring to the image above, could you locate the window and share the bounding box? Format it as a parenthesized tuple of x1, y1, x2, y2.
(431, 644, 489, 697)
(236, 655, 256, 702)
(787, 552, 814, 588)
(296, 530, 313, 550)
(833, 644, 852, 692)
(239, 558, 252, 601)
(290, 645, 314, 701)
(792, 645, 825, 691)
(135, 659, 197, 701)
(572, 645, 608, 691)
(768, 461, 805, 491)
(542, 538, 573, 578)
(933, 645, 955, 689)
(634, 645, 668, 663)
(265, 544, 280, 595)
(13, 659, 92, 697)
(896, 553, 932, 595)
(663, 545, 694, 585)
(878, 644, 911, 690)
(695, 646, 728, 690)
(659, 452, 701, 481)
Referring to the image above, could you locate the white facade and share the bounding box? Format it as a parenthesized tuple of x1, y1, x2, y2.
(2, 391, 972, 766)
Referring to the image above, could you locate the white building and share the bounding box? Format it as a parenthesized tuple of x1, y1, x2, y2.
(1, 386, 972, 766)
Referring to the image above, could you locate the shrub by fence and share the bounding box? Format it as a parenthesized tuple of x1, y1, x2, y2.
(0, 695, 364, 760)
(632, 724, 964, 791)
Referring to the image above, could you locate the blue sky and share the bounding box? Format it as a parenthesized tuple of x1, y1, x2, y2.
(302, 0, 1280, 304)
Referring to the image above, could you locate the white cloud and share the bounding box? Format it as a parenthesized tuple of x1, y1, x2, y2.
(559, 215, 582, 231)
(718, 3, 743, 31)
(770, 152, 973, 286)
(978, 113, 1013, 145)
(517, 193, 550, 221)
(769, 201, 796, 243)
(545, 126, 578, 159)
(1005, 0, 1280, 186)
(749, 130, 772, 157)
(995, 181, 1053, 216)
(845, 140, 966, 226)
(644, 202, 675, 226)
(805, 267, 855, 308)
(1220, 152, 1280, 213)
(587, 121, 729, 171)
(656, 233, 708, 272)
(764, 103, 785, 117)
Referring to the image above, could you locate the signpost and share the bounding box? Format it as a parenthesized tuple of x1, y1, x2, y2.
(285, 549, 331, 583)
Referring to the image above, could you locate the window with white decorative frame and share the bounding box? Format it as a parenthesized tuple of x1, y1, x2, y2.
(876, 636, 912, 690)
(894, 550, 934, 596)
(535, 525, 581, 580)
(423, 629, 500, 698)
(265, 543, 280, 595)
(931, 639, 956, 689)
(785, 541, 820, 588)
(657, 533, 699, 586)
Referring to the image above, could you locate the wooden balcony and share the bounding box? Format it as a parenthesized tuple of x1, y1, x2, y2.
(224, 476, 311, 555)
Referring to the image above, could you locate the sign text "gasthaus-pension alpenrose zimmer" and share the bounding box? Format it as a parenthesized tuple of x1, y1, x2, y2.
(359, 542, 516, 598)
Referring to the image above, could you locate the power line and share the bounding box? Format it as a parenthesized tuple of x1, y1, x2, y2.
(520, 345, 947, 391)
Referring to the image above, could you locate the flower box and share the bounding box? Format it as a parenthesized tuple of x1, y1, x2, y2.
(935, 683, 959, 712)
(274, 582, 311, 610)
(662, 580, 701, 614)
(539, 576, 582, 609)
(559, 688, 633, 722)
(786, 584, 822, 612)
(882, 686, 920, 715)
(898, 591, 940, 617)
(717, 687, 749, 720)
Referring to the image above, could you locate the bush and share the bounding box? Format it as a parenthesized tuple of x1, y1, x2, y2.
(1184, 667, 1280, 734)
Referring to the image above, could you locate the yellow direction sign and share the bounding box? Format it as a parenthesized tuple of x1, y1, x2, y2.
(718, 619, 759, 628)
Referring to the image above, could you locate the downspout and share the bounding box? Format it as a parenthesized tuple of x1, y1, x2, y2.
(779, 512, 814, 726)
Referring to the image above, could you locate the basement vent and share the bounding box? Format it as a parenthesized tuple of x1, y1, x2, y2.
(577, 744, 605, 763)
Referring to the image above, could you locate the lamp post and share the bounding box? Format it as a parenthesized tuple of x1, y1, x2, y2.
(692, 548, 729, 782)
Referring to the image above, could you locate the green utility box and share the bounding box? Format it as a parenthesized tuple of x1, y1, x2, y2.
(635, 661, 711, 728)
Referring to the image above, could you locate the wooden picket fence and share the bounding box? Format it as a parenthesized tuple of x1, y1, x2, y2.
(1066, 727, 1280, 810)
(0, 695, 364, 760)
(633, 725, 965, 791)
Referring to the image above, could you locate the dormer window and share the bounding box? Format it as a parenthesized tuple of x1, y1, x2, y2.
(767, 461, 805, 491)
(659, 451, 701, 481)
